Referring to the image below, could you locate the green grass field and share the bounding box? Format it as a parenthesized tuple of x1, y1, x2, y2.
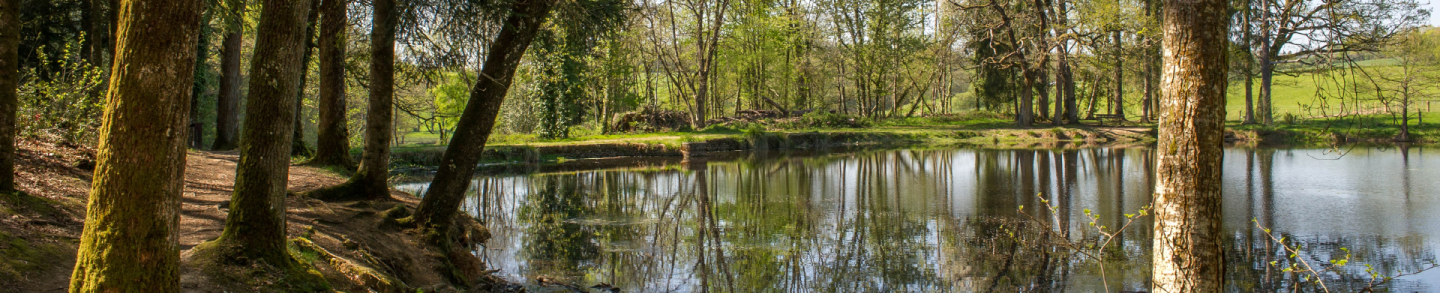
(1223, 64, 1440, 121)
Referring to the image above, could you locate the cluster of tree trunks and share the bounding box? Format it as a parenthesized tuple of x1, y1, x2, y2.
(41, 0, 563, 289)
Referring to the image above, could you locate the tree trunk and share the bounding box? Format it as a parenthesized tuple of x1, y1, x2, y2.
(200, 0, 312, 266)
(1113, 30, 1125, 119)
(190, 7, 212, 149)
(1017, 69, 1035, 127)
(0, 0, 17, 192)
(1053, 49, 1067, 126)
(1152, 0, 1228, 289)
(68, 0, 202, 291)
(1257, 0, 1274, 125)
(1258, 52, 1273, 125)
(1142, 46, 1154, 122)
(412, 0, 559, 231)
(1241, 0, 1256, 125)
(212, 28, 242, 150)
(311, 0, 355, 167)
(1086, 74, 1100, 120)
(293, 0, 321, 157)
(82, 0, 103, 65)
(309, 0, 395, 201)
(1038, 66, 1050, 121)
(360, 5, 389, 154)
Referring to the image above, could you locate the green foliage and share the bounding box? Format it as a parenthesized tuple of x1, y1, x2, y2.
(531, 31, 590, 139)
(529, 0, 629, 139)
(430, 72, 474, 132)
(18, 43, 107, 144)
(968, 33, 1016, 110)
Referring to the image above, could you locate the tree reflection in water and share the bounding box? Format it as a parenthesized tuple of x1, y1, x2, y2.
(392, 147, 1440, 292)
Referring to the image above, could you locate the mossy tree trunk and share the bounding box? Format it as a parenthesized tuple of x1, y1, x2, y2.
(208, 0, 312, 266)
(1151, 0, 1228, 290)
(0, 0, 17, 193)
(68, 0, 203, 291)
(310, 0, 355, 168)
(212, 0, 244, 151)
(413, 0, 558, 230)
(310, 0, 394, 201)
(292, 0, 320, 157)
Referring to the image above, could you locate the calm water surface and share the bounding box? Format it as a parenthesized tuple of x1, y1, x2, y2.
(395, 147, 1440, 292)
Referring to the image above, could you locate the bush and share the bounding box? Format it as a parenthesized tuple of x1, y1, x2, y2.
(19, 44, 107, 144)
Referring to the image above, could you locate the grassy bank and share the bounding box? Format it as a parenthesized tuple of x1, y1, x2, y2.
(385, 112, 1157, 167)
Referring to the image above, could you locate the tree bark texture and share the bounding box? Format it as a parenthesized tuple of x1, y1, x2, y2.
(1152, 0, 1229, 290)
(210, 0, 311, 265)
(413, 0, 559, 230)
(311, 0, 355, 167)
(213, 27, 242, 150)
(0, 0, 17, 193)
(68, 0, 202, 291)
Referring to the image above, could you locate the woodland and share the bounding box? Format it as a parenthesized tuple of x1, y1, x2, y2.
(0, 0, 1435, 291)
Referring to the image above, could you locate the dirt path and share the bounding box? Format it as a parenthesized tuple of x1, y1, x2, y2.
(4, 145, 484, 292)
(177, 150, 351, 250)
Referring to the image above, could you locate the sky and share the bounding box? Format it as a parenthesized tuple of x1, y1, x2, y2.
(1429, 0, 1440, 26)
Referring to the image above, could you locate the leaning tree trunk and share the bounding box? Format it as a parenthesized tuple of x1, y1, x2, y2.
(1152, 0, 1229, 290)
(68, 0, 202, 291)
(199, 0, 312, 266)
(310, 0, 355, 168)
(309, 0, 395, 201)
(292, 0, 320, 157)
(0, 0, 16, 193)
(412, 0, 559, 231)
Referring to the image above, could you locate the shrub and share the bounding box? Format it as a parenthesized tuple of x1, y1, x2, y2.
(19, 44, 107, 144)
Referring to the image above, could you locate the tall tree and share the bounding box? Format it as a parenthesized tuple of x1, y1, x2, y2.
(293, 0, 321, 157)
(1151, 0, 1228, 289)
(309, 0, 396, 200)
(68, 0, 203, 291)
(310, 0, 355, 167)
(645, 0, 730, 128)
(191, 4, 213, 149)
(195, 0, 312, 267)
(0, 0, 16, 193)
(411, 0, 559, 231)
(212, 0, 245, 151)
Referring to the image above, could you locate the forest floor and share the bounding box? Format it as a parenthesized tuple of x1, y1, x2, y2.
(0, 140, 508, 292)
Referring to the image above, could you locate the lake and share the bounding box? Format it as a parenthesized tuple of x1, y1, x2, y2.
(395, 146, 1440, 292)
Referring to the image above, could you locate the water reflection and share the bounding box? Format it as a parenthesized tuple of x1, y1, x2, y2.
(395, 147, 1440, 292)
